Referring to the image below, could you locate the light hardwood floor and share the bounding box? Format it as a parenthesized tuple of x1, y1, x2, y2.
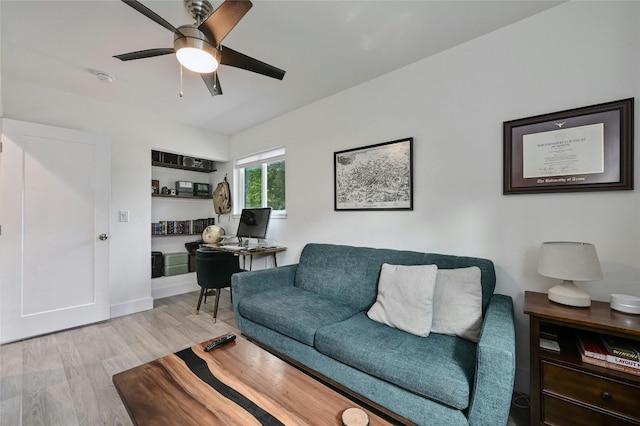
(0, 290, 529, 425)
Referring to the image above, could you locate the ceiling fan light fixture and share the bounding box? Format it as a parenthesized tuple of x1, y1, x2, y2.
(116, 0, 285, 96)
(176, 46, 218, 73)
(174, 26, 219, 73)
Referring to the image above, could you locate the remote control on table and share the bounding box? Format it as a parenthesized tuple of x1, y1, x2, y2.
(204, 333, 236, 351)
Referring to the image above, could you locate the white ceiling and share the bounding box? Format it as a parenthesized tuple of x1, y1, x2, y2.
(1, 0, 562, 135)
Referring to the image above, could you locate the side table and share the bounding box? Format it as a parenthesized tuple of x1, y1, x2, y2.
(524, 291, 640, 425)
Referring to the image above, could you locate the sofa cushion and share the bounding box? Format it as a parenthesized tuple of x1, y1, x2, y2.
(432, 266, 483, 342)
(315, 312, 476, 410)
(367, 263, 438, 337)
(237, 286, 359, 346)
(426, 255, 496, 314)
(295, 244, 429, 311)
(294, 244, 497, 314)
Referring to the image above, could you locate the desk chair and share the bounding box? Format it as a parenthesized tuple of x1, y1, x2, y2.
(195, 248, 242, 322)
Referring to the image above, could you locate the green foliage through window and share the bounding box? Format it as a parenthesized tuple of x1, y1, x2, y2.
(244, 166, 262, 208)
(267, 160, 285, 210)
(242, 159, 285, 211)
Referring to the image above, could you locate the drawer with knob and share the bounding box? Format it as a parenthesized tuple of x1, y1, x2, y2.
(542, 361, 640, 422)
(542, 394, 640, 425)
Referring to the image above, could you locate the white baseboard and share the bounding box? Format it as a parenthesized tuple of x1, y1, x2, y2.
(152, 280, 200, 300)
(110, 278, 201, 319)
(110, 297, 154, 319)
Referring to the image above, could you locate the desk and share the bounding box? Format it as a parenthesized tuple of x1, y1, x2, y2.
(201, 245, 286, 271)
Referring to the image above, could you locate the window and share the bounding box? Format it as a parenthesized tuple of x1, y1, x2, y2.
(234, 147, 286, 217)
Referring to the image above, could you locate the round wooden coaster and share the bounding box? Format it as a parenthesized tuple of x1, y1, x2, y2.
(341, 407, 370, 426)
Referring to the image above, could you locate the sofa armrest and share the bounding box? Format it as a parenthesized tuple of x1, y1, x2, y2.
(232, 265, 298, 332)
(232, 264, 298, 302)
(467, 294, 516, 426)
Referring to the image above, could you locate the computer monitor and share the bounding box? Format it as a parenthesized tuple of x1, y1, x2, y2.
(236, 208, 272, 241)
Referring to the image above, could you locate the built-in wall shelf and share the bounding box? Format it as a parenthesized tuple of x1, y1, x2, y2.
(152, 150, 216, 173)
(152, 193, 212, 200)
(151, 149, 219, 291)
(151, 161, 216, 173)
(152, 234, 201, 238)
(152, 218, 215, 236)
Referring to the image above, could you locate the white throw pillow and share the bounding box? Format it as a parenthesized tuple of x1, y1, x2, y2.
(431, 266, 483, 343)
(367, 263, 438, 337)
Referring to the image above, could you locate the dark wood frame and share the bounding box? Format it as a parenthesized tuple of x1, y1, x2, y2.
(334, 137, 413, 211)
(503, 98, 634, 194)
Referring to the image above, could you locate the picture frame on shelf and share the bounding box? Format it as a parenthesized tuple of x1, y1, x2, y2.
(503, 98, 634, 195)
(334, 137, 413, 211)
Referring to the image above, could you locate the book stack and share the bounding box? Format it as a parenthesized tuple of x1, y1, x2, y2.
(577, 331, 640, 376)
(151, 218, 216, 236)
(539, 324, 560, 352)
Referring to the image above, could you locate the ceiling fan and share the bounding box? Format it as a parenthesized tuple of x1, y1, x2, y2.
(114, 0, 286, 96)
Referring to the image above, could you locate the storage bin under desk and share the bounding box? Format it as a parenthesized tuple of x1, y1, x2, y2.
(163, 252, 189, 276)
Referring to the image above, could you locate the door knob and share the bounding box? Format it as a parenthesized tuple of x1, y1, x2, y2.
(99, 233, 109, 241)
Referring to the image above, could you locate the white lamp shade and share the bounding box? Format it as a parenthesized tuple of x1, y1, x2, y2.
(173, 26, 219, 74)
(538, 241, 603, 307)
(176, 47, 218, 73)
(537, 241, 603, 282)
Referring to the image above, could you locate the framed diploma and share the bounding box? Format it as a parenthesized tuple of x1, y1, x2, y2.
(503, 98, 633, 194)
(334, 138, 413, 210)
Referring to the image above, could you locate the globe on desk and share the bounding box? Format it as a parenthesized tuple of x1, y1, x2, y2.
(202, 225, 225, 244)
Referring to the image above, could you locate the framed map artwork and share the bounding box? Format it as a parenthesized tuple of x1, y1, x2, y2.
(334, 137, 413, 211)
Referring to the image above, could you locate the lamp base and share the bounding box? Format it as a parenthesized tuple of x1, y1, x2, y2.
(548, 280, 591, 307)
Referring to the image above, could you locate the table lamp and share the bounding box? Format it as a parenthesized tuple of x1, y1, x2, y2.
(537, 241, 603, 307)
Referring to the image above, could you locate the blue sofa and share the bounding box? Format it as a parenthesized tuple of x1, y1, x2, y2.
(232, 243, 516, 425)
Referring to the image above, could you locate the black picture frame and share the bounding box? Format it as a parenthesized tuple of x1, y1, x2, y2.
(503, 98, 633, 195)
(334, 138, 413, 211)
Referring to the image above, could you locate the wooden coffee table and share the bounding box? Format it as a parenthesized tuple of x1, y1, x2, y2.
(113, 333, 404, 425)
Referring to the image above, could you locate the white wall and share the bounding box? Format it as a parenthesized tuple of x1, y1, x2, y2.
(230, 1, 640, 393)
(1, 79, 230, 316)
(1, 0, 638, 394)
(0, 3, 3, 118)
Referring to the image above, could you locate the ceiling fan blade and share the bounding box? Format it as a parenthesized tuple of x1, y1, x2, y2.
(198, 0, 252, 46)
(114, 48, 175, 61)
(220, 46, 285, 80)
(121, 0, 181, 34)
(202, 72, 223, 96)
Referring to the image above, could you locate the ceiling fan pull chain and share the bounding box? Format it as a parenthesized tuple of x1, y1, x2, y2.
(179, 64, 184, 98)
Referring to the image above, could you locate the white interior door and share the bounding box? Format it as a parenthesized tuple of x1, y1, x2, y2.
(0, 119, 111, 344)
